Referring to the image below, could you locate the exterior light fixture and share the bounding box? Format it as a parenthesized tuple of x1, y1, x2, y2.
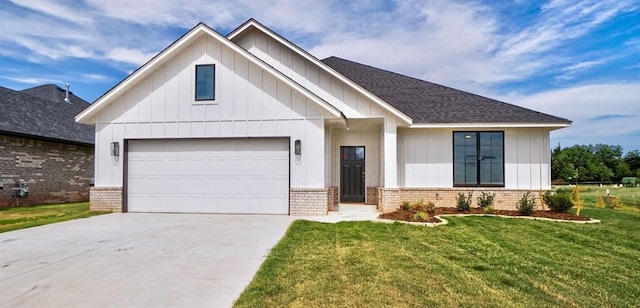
(110, 142, 120, 157)
(294, 140, 301, 155)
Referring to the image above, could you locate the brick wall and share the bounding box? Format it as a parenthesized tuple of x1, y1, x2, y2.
(366, 186, 379, 205)
(327, 186, 338, 211)
(290, 188, 328, 216)
(0, 134, 94, 208)
(90, 187, 123, 212)
(377, 188, 400, 213)
(376, 187, 547, 212)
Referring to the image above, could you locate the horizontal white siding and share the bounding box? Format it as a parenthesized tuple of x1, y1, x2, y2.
(234, 29, 386, 120)
(93, 34, 326, 188)
(398, 128, 551, 189)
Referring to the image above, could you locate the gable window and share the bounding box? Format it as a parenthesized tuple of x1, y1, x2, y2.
(453, 131, 504, 187)
(195, 64, 215, 101)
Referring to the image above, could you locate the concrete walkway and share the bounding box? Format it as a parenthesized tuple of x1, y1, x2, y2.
(303, 204, 380, 223)
(0, 213, 294, 307)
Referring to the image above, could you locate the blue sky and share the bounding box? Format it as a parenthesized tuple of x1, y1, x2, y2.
(1, 0, 639, 152)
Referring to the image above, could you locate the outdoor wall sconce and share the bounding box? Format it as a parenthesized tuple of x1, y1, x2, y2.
(110, 142, 120, 157)
(294, 139, 301, 155)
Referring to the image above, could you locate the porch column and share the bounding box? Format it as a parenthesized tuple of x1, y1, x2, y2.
(383, 116, 398, 187)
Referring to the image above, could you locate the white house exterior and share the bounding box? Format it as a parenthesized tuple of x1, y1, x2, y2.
(76, 19, 570, 215)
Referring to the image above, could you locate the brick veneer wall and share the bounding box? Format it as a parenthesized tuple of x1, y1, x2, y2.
(89, 187, 123, 212)
(377, 188, 400, 213)
(377, 187, 547, 213)
(327, 186, 338, 211)
(290, 188, 328, 216)
(366, 187, 379, 205)
(0, 134, 93, 208)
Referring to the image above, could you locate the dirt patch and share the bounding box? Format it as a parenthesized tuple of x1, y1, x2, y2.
(379, 207, 591, 222)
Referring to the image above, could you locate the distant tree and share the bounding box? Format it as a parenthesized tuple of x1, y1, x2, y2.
(551, 144, 633, 183)
(624, 150, 640, 172)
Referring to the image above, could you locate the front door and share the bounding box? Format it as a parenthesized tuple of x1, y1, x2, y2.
(340, 146, 365, 202)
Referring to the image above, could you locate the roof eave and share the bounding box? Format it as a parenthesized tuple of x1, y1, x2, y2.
(408, 122, 572, 129)
(228, 19, 413, 125)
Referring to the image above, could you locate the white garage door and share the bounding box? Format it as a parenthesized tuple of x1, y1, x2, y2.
(127, 138, 289, 214)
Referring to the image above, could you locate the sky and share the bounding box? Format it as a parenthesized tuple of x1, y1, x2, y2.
(1, 0, 639, 152)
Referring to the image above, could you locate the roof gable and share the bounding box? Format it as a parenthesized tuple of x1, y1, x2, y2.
(322, 57, 571, 127)
(228, 19, 413, 125)
(76, 23, 341, 124)
(0, 85, 93, 144)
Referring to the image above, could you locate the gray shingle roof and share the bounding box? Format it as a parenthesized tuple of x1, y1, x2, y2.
(0, 84, 94, 145)
(322, 56, 571, 125)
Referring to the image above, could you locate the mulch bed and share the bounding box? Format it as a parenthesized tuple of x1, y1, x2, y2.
(379, 207, 591, 223)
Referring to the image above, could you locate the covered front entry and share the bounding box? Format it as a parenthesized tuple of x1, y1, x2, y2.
(126, 138, 290, 214)
(340, 146, 365, 202)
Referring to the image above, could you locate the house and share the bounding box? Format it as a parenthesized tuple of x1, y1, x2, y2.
(0, 84, 94, 207)
(76, 19, 570, 215)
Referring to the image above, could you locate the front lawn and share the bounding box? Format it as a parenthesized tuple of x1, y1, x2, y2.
(0, 202, 107, 233)
(235, 205, 640, 306)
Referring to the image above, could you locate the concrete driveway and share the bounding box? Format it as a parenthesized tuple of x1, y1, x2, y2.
(0, 213, 294, 307)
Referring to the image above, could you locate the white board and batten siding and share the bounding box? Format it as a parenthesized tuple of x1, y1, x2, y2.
(93, 33, 328, 190)
(398, 128, 551, 190)
(127, 138, 289, 214)
(233, 28, 388, 121)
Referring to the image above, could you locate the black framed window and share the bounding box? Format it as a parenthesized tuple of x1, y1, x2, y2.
(453, 131, 504, 187)
(195, 64, 215, 101)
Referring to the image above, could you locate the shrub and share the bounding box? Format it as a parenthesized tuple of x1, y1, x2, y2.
(400, 201, 413, 211)
(477, 191, 496, 209)
(516, 192, 537, 215)
(483, 205, 495, 214)
(622, 177, 638, 187)
(543, 189, 574, 212)
(598, 195, 621, 209)
(573, 186, 583, 216)
(456, 192, 473, 212)
(413, 211, 428, 222)
(413, 198, 427, 212)
(424, 201, 436, 215)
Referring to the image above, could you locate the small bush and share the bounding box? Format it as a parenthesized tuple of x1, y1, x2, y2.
(477, 191, 496, 209)
(456, 192, 473, 212)
(413, 211, 428, 222)
(483, 205, 496, 214)
(516, 192, 537, 215)
(598, 195, 621, 209)
(543, 189, 574, 212)
(400, 201, 413, 211)
(424, 201, 436, 215)
(622, 177, 638, 187)
(413, 198, 427, 212)
(573, 186, 583, 216)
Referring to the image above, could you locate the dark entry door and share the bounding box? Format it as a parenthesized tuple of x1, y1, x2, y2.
(340, 146, 365, 202)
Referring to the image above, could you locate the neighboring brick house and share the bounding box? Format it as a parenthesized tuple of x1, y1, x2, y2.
(0, 84, 94, 207)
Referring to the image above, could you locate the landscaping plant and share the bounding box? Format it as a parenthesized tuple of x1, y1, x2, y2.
(543, 189, 574, 212)
(476, 191, 496, 213)
(573, 186, 584, 216)
(456, 192, 473, 212)
(516, 192, 537, 215)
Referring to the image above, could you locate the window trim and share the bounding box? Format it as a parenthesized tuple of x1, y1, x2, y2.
(194, 64, 215, 102)
(452, 131, 505, 188)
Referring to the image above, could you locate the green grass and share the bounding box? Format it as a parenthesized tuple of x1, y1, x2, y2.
(574, 185, 640, 208)
(0, 202, 107, 233)
(235, 196, 640, 307)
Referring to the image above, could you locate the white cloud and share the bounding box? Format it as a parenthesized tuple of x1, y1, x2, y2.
(9, 0, 93, 25)
(504, 83, 640, 150)
(104, 48, 156, 66)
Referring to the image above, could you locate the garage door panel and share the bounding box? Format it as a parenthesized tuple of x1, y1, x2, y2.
(127, 138, 289, 214)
